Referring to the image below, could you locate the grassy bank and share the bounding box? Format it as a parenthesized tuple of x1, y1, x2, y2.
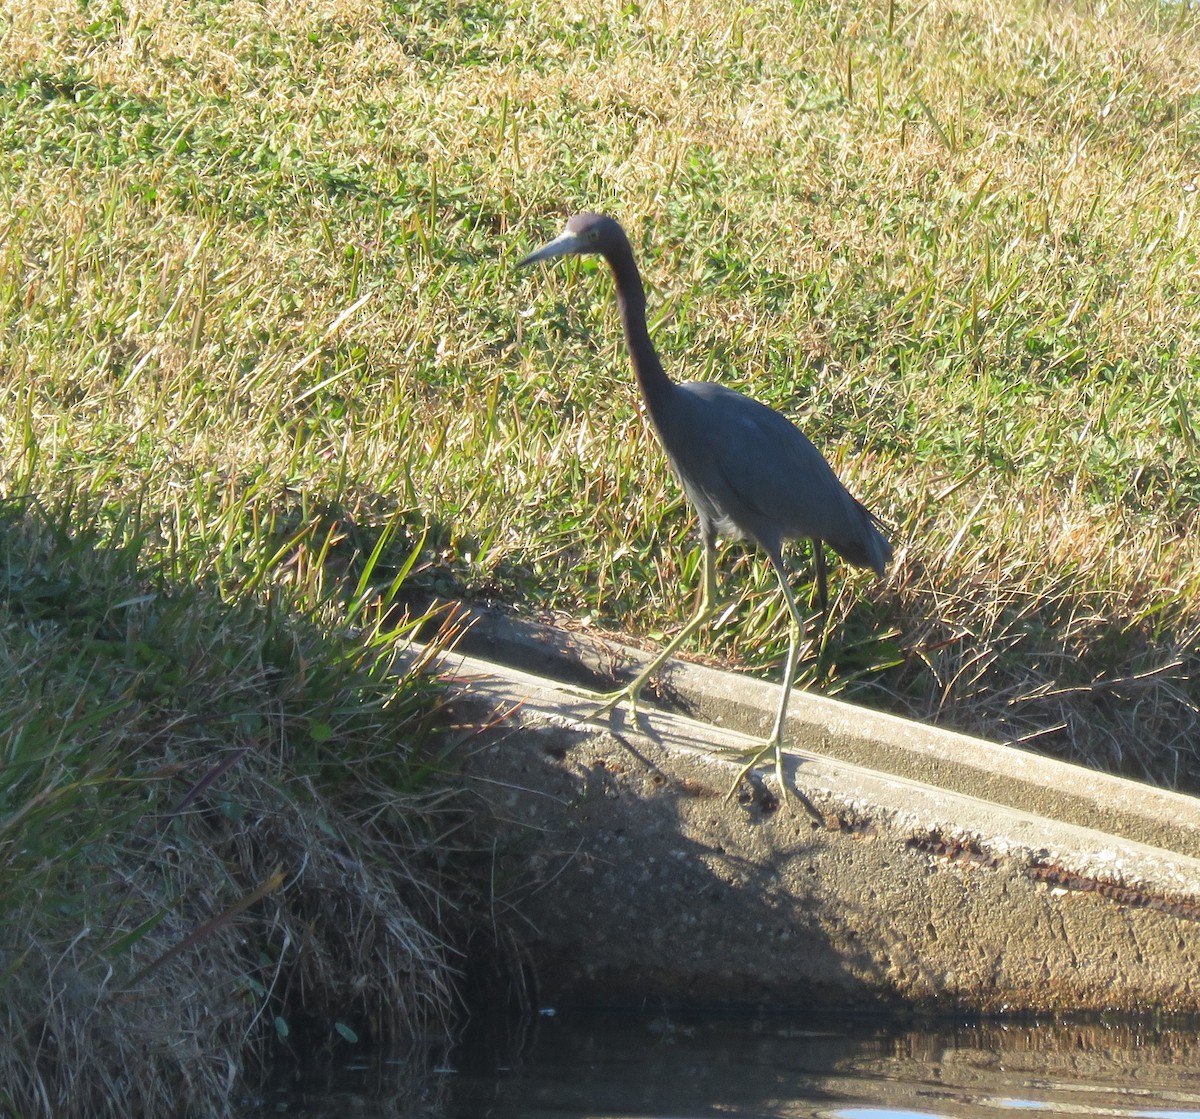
(0, 494, 470, 1115)
(2, 0, 1200, 1108)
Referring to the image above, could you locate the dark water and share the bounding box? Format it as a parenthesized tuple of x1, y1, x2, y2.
(257, 1010, 1200, 1118)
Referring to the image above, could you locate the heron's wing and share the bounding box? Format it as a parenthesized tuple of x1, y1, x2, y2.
(666, 382, 890, 572)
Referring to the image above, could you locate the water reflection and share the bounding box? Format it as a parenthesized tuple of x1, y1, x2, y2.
(257, 1013, 1200, 1119)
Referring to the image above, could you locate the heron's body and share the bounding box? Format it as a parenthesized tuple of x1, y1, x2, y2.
(519, 212, 891, 794)
(654, 379, 889, 572)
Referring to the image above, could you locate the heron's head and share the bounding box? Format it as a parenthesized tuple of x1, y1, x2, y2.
(518, 212, 626, 267)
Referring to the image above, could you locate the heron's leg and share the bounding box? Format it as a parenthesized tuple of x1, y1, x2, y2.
(811, 539, 829, 617)
(810, 539, 832, 682)
(590, 534, 719, 723)
(723, 550, 807, 796)
(765, 560, 806, 750)
(723, 542, 842, 817)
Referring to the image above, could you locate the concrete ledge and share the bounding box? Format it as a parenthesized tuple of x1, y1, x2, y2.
(454, 610, 1200, 860)
(435, 614, 1200, 1013)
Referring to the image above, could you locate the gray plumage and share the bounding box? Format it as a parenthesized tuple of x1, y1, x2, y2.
(519, 212, 892, 789)
(656, 378, 890, 581)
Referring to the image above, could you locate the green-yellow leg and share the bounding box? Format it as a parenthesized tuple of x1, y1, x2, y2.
(589, 537, 719, 726)
(728, 545, 824, 804)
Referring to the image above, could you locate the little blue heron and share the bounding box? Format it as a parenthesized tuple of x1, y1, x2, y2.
(519, 213, 892, 792)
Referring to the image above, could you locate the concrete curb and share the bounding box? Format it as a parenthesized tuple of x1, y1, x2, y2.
(436, 612, 1200, 1013)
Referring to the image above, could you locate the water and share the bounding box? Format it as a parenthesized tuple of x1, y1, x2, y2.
(258, 1011, 1200, 1118)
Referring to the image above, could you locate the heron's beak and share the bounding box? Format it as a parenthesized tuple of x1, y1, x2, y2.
(518, 229, 587, 267)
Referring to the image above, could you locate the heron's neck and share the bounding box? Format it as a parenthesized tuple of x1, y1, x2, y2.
(605, 243, 674, 417)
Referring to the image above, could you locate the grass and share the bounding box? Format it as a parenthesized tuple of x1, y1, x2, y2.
(0, 493, 469, 1116)
(2, 0, 1200, 1107)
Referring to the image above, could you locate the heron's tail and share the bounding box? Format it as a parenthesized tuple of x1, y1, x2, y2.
(829, 502, 893, 576)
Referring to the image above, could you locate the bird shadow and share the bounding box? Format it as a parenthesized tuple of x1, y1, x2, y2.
(454, 713, 930, 1015)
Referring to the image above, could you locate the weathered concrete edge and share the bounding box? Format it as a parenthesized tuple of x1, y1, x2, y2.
(451, 609, 1200, 861)
(429, 640, 1200, 1013)
(439, 644, 1200, 894)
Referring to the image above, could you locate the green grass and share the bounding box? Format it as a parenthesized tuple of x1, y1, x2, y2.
(4, 0, 1199, 762)
(3, 0, 1200, 1106)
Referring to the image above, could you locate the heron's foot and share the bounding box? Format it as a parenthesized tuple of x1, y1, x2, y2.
(570, 681, 646, 731)
(723, 740, 825, 820)
(724, 738, 786, 802)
